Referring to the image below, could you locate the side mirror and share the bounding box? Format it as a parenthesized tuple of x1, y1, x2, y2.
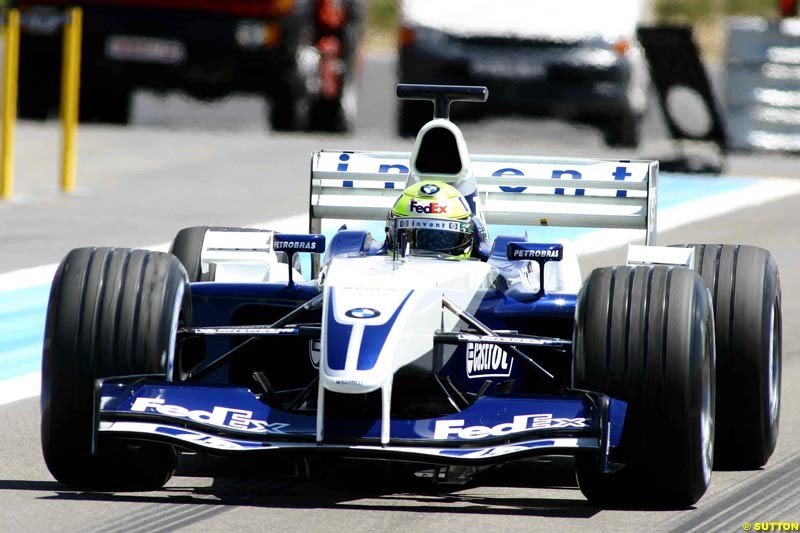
(506, 242, 563, 263)
(273, 233, 326, 286)
(506, 242, 563, 297)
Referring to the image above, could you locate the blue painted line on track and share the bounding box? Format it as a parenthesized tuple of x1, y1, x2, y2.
(0, 284, 49, 379)
(0, 347, 43, 381)
(0, 173, 765, 383)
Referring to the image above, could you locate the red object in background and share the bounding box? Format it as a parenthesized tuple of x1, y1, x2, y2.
(15, 0, 295, 18)
(780, 0, 798, 17)
(318, 35, 342, 98)
(317, 0, 345, 31)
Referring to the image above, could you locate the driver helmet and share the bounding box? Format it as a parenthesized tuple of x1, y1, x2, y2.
(387, 180, 474, 259)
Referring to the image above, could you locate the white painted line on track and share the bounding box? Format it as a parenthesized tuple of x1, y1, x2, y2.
(572, 178, 800, 255)
(0, 214, 309, 290)
(0, 372, 41, 406)
(0, 264, 59, 292)
(0, 214, 309, 406)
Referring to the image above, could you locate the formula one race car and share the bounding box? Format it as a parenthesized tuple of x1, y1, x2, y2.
(41, 85, 782, 508)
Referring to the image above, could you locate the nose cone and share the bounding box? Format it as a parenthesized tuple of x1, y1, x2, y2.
(321, 286, 441, 393)
(319, 255, 497, 395)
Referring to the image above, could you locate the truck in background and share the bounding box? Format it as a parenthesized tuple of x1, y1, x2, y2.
(12, 0, 364, 132)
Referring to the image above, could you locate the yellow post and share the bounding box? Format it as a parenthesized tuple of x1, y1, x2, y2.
(1, 9, 20, 200)
(60, 7, 82, 193)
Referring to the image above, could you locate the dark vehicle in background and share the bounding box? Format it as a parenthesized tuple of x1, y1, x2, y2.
(397, 0, 649, 147)
(13, 0, 364, 132)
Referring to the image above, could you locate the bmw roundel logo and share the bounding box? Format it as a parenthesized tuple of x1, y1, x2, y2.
(345, 307, 381, 319)
(420, 183, 440, 195)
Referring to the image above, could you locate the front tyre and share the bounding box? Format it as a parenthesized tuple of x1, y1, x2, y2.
(41, 248, 189, 489)
(573, 265, 715, 508)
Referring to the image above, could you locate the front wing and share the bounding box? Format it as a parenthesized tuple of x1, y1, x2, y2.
(97, 380, 626, 466)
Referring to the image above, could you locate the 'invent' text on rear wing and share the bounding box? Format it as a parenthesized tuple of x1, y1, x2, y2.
(309, 150, 658, 245)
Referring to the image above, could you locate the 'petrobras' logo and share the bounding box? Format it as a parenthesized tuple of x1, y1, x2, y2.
(409, 199, 448, 214)
(511, 248, 562, 259)
(273, 234, 326, 253)
(433, 414, 588, 440)
(274, 241, 318, 251)
(420, 183, 440, 195)
(345, 307, 381, 319)
(466, 343, 513, 379)
(506, 242, 564, 262)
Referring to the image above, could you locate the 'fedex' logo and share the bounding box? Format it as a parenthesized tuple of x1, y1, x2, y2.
(409, 199, 447, 214)
(130, 397, 288, 434)
(433, 413, 587, 440)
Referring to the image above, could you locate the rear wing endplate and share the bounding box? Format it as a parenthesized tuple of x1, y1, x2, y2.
(310, 151, 658, 245)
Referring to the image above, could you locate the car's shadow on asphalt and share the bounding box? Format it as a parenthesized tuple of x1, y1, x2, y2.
(14, 456, 603, 519)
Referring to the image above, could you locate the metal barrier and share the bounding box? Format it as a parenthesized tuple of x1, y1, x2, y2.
(0, 7, 82, 200)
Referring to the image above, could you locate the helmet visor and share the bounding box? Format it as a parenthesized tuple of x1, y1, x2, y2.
(394, 217, 472, 257)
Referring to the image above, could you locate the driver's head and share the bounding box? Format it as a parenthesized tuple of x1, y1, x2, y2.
(387, 181, 474, 259)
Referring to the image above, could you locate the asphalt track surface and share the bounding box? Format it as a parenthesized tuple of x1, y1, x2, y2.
(1, 53, 800, 532)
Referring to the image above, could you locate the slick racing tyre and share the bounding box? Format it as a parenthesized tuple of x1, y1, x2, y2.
(79, 83, 132, 125)
(674, 244, 782, 468)
(397, 100, 430, 138)
(308, 76, 357, 134)
(573, 265, 715, 508)
(170, 226, 302, 283)
(270, 83, 311, 132)
(41, 248, 189, 490)
(269, 28, 315, 132)
(170, 226, 209, 282)
(603, 110, 642, 149)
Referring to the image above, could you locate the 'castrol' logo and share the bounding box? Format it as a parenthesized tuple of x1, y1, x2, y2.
(466, 343, 513, 379)
(409, 199, 447, 214)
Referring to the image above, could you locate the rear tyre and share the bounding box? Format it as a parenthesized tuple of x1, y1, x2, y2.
(17, 39, 58, 120)
(603, 110, 642, 148)
(18, 70, 53, 120)
(270, 83, 311, 132)
(170, 226, 209, 282)
(308, 77, 356, 133)
(169, 226, 301, 284)
(270, 29, 315, 133)
(674, 244, 782, 468)
(80, 84, 132, 125)
(397, 100, 430, 138)
(41, 248, 189, 489)
(573, 265, 715, 508)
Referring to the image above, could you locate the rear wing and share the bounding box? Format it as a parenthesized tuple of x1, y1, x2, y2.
(309, 150, 658, 245)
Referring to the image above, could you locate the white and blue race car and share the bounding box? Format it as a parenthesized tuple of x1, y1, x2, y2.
(40, 85, 782, 508)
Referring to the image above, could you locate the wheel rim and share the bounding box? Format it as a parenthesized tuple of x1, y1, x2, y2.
(701, 315, 715, 485)
(165, 283, 185, 382)
(768, 299, 780, 427)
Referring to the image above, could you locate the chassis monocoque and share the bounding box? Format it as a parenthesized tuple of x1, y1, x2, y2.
(41, 85, 782, 508)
